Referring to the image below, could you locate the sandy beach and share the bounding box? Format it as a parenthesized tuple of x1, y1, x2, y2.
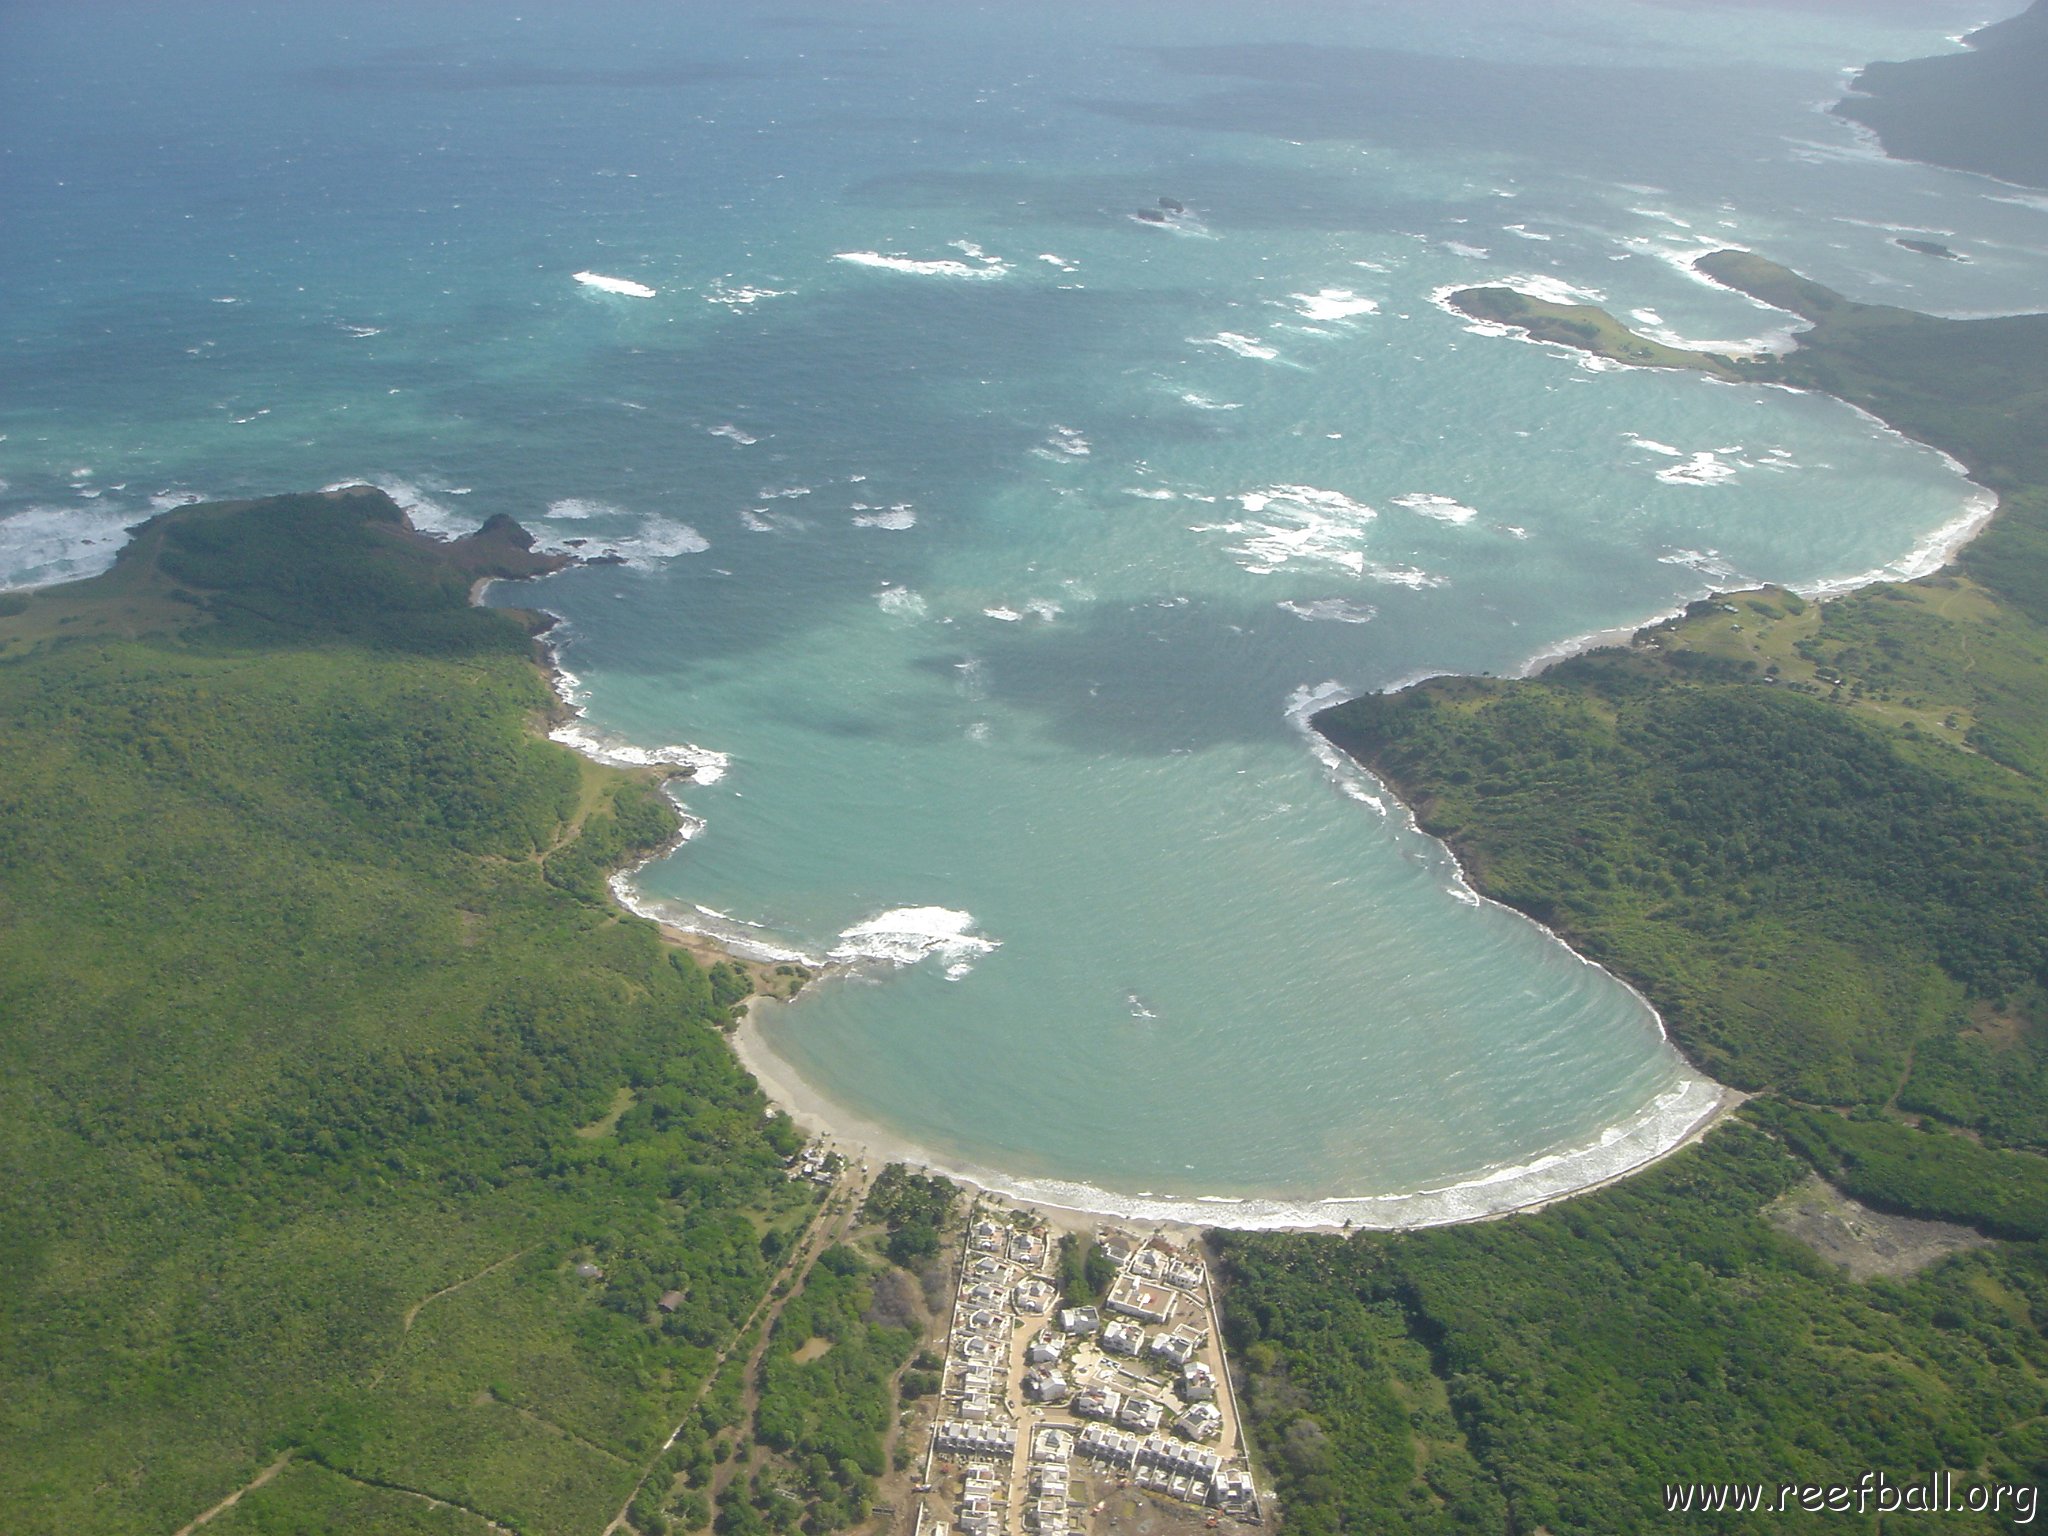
(725, 985, 1746, 1238)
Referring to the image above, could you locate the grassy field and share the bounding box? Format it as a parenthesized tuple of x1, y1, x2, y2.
(0, 489, 814, 1534)
(1446, 286, 1755, 379)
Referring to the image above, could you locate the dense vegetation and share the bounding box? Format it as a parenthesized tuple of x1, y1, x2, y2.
(1832, 0, 2048, 190)
(861, 1165, 961, 1268)
(743, 1244, 921, 1534)
(1057, 1232, 1118, 1304)
(1220, 1128, 2048, 1535)
(0, 490, 813, 1534)
(1321, 661, 2048, 1108)
(1223, 262, 2048, 1528)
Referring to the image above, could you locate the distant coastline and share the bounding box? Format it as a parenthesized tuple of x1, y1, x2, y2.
(1831, 0, 2048, 189)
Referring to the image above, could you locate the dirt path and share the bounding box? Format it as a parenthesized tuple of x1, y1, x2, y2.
(370, 1248, 531, 1389)
(319, 1465, 518, 1533)
(494, 1392, 633, 1466)
(707, 1171, 873, 1516)
(172, 1450, 295, 1536)
(601, 1165, 870, 1536)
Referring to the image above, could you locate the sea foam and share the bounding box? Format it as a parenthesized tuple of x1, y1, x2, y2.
(574, 271, 657, 298)
(1286, 288, 1379, 322)
(546, 497, 625, 520)
(0, 505, 142, 591)
(1797, 487, 1998, 599)
(1195, 485, 1442, 586)
(817, 1068, 1717, 1231)
(1278, 598, 1378, 624)
(1655, 451, 1742, 487)
(322, 475, 482, 538)
(548, 719, 730, 784)
(705, 280, 791, 309)
(833, 240, 1010, 280)
(876, 585, 929, 621)
(1391, 492, 1479, 525)
(829, 906, 999, 979)
(852, 503, 916, 531)
(1190, 331, 1281, 362)
(534, 516, 710, 565)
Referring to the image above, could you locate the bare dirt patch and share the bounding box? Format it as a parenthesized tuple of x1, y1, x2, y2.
(1767, 1176, 1992, 1281)
(790, 1336, 835, 1364)
(862, 1266, 921, 1331)
(1961, 999, 2031, 1051)
(1088, 1479, 1256, 1536)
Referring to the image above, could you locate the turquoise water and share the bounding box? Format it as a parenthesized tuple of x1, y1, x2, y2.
(5, 0, 2044, 1224)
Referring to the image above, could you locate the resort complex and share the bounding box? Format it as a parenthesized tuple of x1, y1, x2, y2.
(916, 1208, 1263, 1536)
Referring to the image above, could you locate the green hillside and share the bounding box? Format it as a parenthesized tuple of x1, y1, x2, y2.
(0, 489, 814, 1534)
(1226, 264, 2048, 1529)
(1832, 1, 2048, 190)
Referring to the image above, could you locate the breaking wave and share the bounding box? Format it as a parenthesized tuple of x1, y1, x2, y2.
(829, 906, 1000, 980)
(573, 270, 657, 298)
(705, 280, 790, 309)
(1286, 287, 1379, 322)
(852, 503, 916, 530)
(833, 240, 1010, 280)
(1195, 485, 1442, 586)
(321, 475, 483, 538)
(1190, 331, 1280, 362)
(939, 1075, 1728, 1230)
(548, 717, 730, 785)
(1278, 597, 1378, 624)
(1391, 492, 1479, 525)
(0, 505, 143, 590)
(535, 516, 710, 565)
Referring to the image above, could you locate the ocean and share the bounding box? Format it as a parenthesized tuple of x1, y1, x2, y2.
(4, 0, 2042, 1226)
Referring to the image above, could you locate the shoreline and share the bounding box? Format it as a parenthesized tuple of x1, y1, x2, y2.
(1456, 249, 2009, 683)
(515, 570, 1753, 1234)
(730, 986, 1743, 1236)
(491, 247, 2005, 1236)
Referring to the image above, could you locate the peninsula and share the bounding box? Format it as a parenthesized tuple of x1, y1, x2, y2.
(1832, 0, 2048, 189)
(1212, 258, 2048, 1531)
(0, 488, 923, 1534)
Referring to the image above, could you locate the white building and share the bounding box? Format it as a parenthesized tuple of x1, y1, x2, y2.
(934, 1420, 1016, 1453)
(1072, 1385, 1122, 1421)
(1100, 1320, 1146, 1356)
(1213, 1467, 1256, 1512)
(1023, 1365, 1068, 1403)
(1105, 1273, 1177, 1325)
(1025, 1328, 1064, 1365)
(1117, 1395, 1165, 1434)
(1150, 1322, 1206, 1367)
